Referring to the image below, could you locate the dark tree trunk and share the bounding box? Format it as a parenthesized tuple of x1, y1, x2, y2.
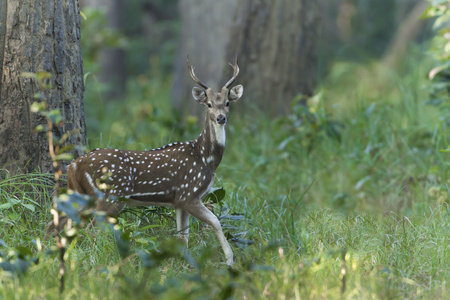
(0, 0, 86, 174)
(228, 0, 321, 115)
(172, 0, 321, 116)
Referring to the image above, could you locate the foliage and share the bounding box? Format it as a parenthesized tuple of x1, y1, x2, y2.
(80, 7, 126, 75)
(283, 91, 343, 153)
(2, 6, 450, 298)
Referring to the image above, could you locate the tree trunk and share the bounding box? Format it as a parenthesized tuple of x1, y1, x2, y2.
(381, 1, 429, 69)
(172, 0, 321, 116)
(0, 0, 86, 174)
(88, 0, 126, 99)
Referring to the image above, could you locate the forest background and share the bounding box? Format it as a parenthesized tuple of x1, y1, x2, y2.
(0, 0, 450, 298)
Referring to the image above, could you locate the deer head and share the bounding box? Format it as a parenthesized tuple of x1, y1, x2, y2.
(187, 55, 244, 128)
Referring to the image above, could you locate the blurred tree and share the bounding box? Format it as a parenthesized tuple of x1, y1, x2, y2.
(381, 0, 429, 68)
(123, 0, 179, 76)
(0, 0, 86, 174)
(88, 0, 126, 99)
(172, 0, 321, 116)
(319, 0, 428, 76)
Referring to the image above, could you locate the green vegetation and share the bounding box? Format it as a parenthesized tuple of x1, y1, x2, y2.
(1, 47, 449, 298)
(2, 2, 450, 298)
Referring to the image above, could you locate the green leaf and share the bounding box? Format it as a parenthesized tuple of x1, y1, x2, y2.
(113, 226, 131, 258)
(421, 6, 435, 19)
(432, 0, 449, 6)
(48, 109, 62, 124)
(33, 92, 45, 100)
(35, 71, 51, 81)
(55, 192, 94, 223)
(7, 212, 20, 221)
(20, 203, 35, 212)
(140, 224, 162, 231)
(30, 101, 46, 113)
(15, 246, 33, 258)
(0, 203, 13, 210)
(1, 198, 20, 210)
(204, 187, 226, 203)
(0, 259, 32, 275)
(34, 124, 45, 133)
(135, 237, 157, 247)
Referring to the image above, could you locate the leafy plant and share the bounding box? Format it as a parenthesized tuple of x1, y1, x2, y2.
(282, 91, 343, 153)
(0, 239, 39, 277)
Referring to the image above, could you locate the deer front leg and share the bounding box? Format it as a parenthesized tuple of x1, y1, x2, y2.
(183, 201, 234, 266)
(176, 208, 190, 246)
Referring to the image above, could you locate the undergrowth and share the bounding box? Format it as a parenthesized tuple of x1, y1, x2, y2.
(1, 48, 450, 298)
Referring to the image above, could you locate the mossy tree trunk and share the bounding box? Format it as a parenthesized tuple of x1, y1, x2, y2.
(172, 0, 321, 116)
(0, 0, 86, 174)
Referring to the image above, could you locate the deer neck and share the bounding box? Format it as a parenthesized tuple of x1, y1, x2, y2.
(195, 115, 226, 169)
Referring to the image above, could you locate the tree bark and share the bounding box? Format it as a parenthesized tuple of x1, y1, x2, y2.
(172, 0, 321, 116)
(0, 0, 86, 174)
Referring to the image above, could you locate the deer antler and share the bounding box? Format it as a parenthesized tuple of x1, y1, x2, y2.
(186, 55, 209, 90)
(224, 53, 239, 89)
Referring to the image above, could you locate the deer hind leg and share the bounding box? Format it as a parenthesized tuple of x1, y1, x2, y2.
(182, 201, 234, 266)
(176, 208, 190, 246)
(80, 194, 126, 231)
(45, 170, 123, 237)
(45, 166, 81, 238)
(44, 215, 70, 239)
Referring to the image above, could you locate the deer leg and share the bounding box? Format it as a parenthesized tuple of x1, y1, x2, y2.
(183, 201, 234, 266)
(176, 208, 190, 246)
(97, 197, 126, 217)
(44, 216, 70, 239)
(86, 198, 126, 229)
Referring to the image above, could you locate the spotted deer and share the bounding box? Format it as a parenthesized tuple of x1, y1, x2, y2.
(46, 55, 243, 266)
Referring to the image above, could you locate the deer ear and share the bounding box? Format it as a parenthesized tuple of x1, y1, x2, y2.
(192, 87, 207, 103)
(229, 85, 243, 102)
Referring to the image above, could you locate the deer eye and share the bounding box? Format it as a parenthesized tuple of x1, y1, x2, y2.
(226, 101, 230, 107)
(207, 103, 212, 108)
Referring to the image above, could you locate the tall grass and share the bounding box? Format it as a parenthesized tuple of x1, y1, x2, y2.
(0, 50, 449, 298)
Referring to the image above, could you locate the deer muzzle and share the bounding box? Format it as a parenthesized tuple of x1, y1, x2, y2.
(217, 114, 227, 124)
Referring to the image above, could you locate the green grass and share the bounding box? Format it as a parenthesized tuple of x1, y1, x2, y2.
(1, 51, 450, 299)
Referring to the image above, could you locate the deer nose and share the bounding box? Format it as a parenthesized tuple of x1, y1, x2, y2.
(217, 114, 227, 124)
